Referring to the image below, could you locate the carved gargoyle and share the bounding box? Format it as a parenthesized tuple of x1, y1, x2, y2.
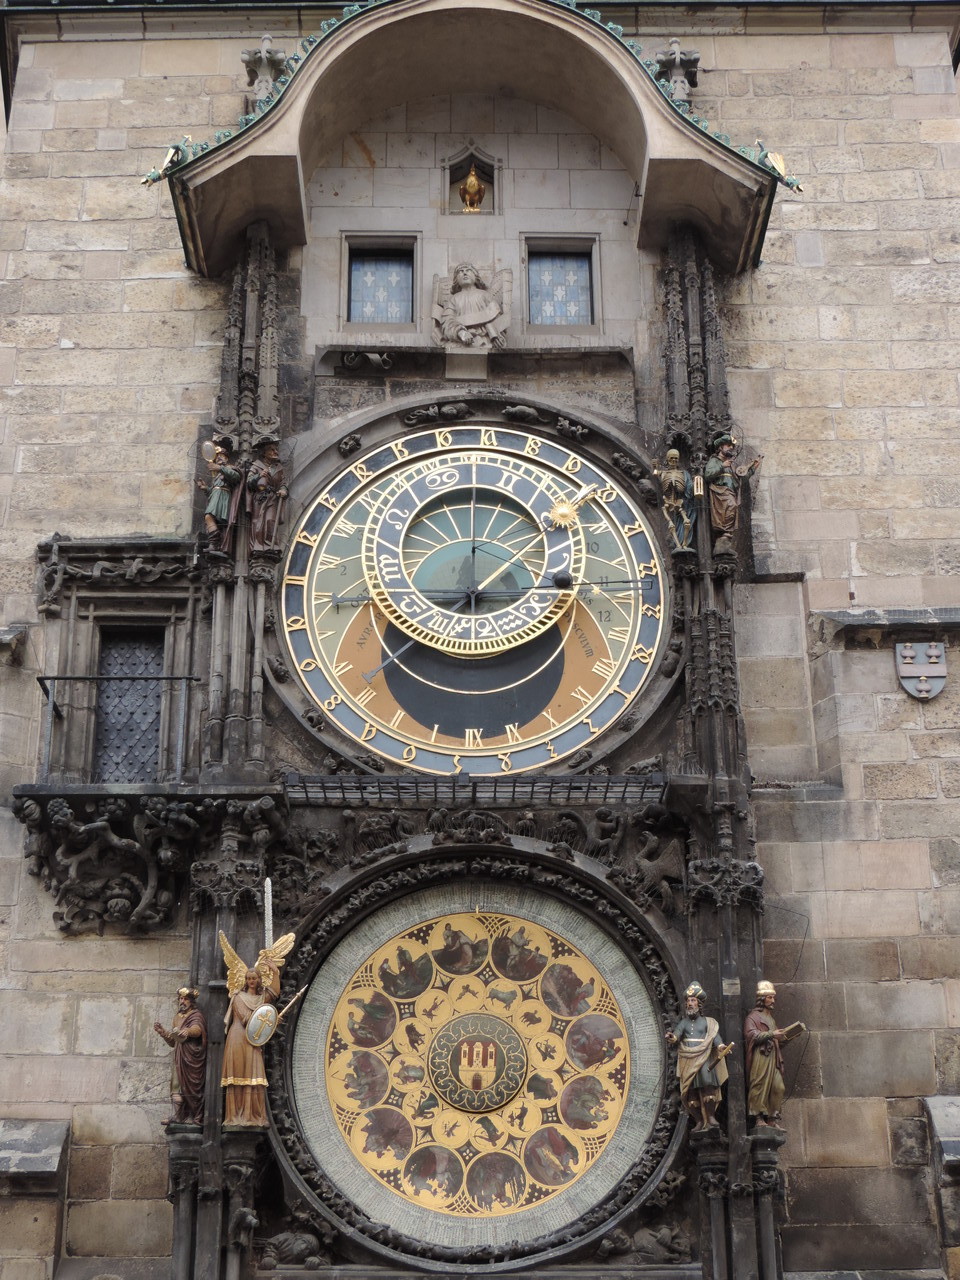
(610, 803, 686, 913)
(259, 1210, 335, 1270)
(597, 1222, 692, 1264)
(14, 795, 187, 934)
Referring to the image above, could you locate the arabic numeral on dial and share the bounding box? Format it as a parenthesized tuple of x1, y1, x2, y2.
(299, 658, 319, 672)
(598, 610, 612, 624)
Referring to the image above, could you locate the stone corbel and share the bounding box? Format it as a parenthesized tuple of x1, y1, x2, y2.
(11, 788, 288, 935)
(0, 625, 27, 667)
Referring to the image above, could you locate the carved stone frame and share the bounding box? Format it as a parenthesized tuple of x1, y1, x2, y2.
(34, 536, 204, 786)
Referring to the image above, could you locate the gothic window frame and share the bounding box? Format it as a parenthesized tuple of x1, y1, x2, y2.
(35, 538, 203, 787)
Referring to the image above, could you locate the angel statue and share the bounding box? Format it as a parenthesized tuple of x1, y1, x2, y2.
(218, 930, 296, 1127)
(433, 262, 511, 350)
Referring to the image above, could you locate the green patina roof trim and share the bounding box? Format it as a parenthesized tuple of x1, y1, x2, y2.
(144, 0, 798, 190)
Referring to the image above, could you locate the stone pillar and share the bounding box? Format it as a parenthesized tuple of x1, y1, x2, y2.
(750, 1129, 787, 1280)
(694, 1131, 730, 1280)
(223, 1131, 263, 1280)
(166, 1127, 202, 1280)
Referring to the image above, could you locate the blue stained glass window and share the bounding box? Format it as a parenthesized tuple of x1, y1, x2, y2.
(348, 252, 414, 324)
(528, 252, 593, 325)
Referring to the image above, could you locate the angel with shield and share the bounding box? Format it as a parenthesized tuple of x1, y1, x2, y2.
(433, 262, 510, 349)
(218, 929, 296, 1127)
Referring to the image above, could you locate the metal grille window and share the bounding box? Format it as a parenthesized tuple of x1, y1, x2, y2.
(92, 630, 164, 783)
(528, 252, 593, 325)
(348, 252, 414, 324)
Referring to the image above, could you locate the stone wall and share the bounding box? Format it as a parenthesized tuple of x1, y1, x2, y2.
(302, 94, 643, 353)
(0, 31, 237, 1268)
(714, 25, 960, 1273)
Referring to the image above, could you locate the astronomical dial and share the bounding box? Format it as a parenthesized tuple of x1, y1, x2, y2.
(281, 423, 665, 775)
(361, 450, 586, 657)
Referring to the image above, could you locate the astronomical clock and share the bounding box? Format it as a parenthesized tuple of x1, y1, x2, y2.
(264, 403, 688, 1269)
(280, 419, 667, 775)
(281, 882, 672, 1259)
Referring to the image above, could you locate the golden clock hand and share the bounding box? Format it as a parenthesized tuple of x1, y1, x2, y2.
(545, 484, 598, 530)
(475, 531, 544, 593)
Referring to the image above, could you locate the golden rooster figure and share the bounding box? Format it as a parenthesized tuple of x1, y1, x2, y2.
(218, 929, 295, 1127)
(459, 162, 486, 212)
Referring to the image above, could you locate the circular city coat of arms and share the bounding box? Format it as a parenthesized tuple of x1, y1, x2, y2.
(428, 1013, 527, 1112)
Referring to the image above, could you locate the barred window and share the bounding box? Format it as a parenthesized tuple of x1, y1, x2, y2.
(92, 629, 164, 783)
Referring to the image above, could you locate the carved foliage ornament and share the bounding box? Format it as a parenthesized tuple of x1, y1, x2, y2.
(36, 535, 196, 618)
(12, 791, 290, 933)
(686, 858, 764, 911)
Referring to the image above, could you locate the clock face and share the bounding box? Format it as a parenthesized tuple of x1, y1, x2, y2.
(289, 881, 665, 1251)
(281, 423, 665, 774)
(322, 908, 631, 1218)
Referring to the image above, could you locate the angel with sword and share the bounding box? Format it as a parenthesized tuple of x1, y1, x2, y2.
(218, 930, 296, 1127)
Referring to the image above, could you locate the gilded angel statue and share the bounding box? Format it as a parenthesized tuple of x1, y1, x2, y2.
(433, 262, 511, 350)
(218, 929, 296, 1127)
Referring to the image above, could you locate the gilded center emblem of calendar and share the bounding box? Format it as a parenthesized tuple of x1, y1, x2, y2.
(428, 1013, 527, 1113)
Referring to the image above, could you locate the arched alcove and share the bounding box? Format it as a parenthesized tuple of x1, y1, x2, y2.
(170, 0, 778, 276)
